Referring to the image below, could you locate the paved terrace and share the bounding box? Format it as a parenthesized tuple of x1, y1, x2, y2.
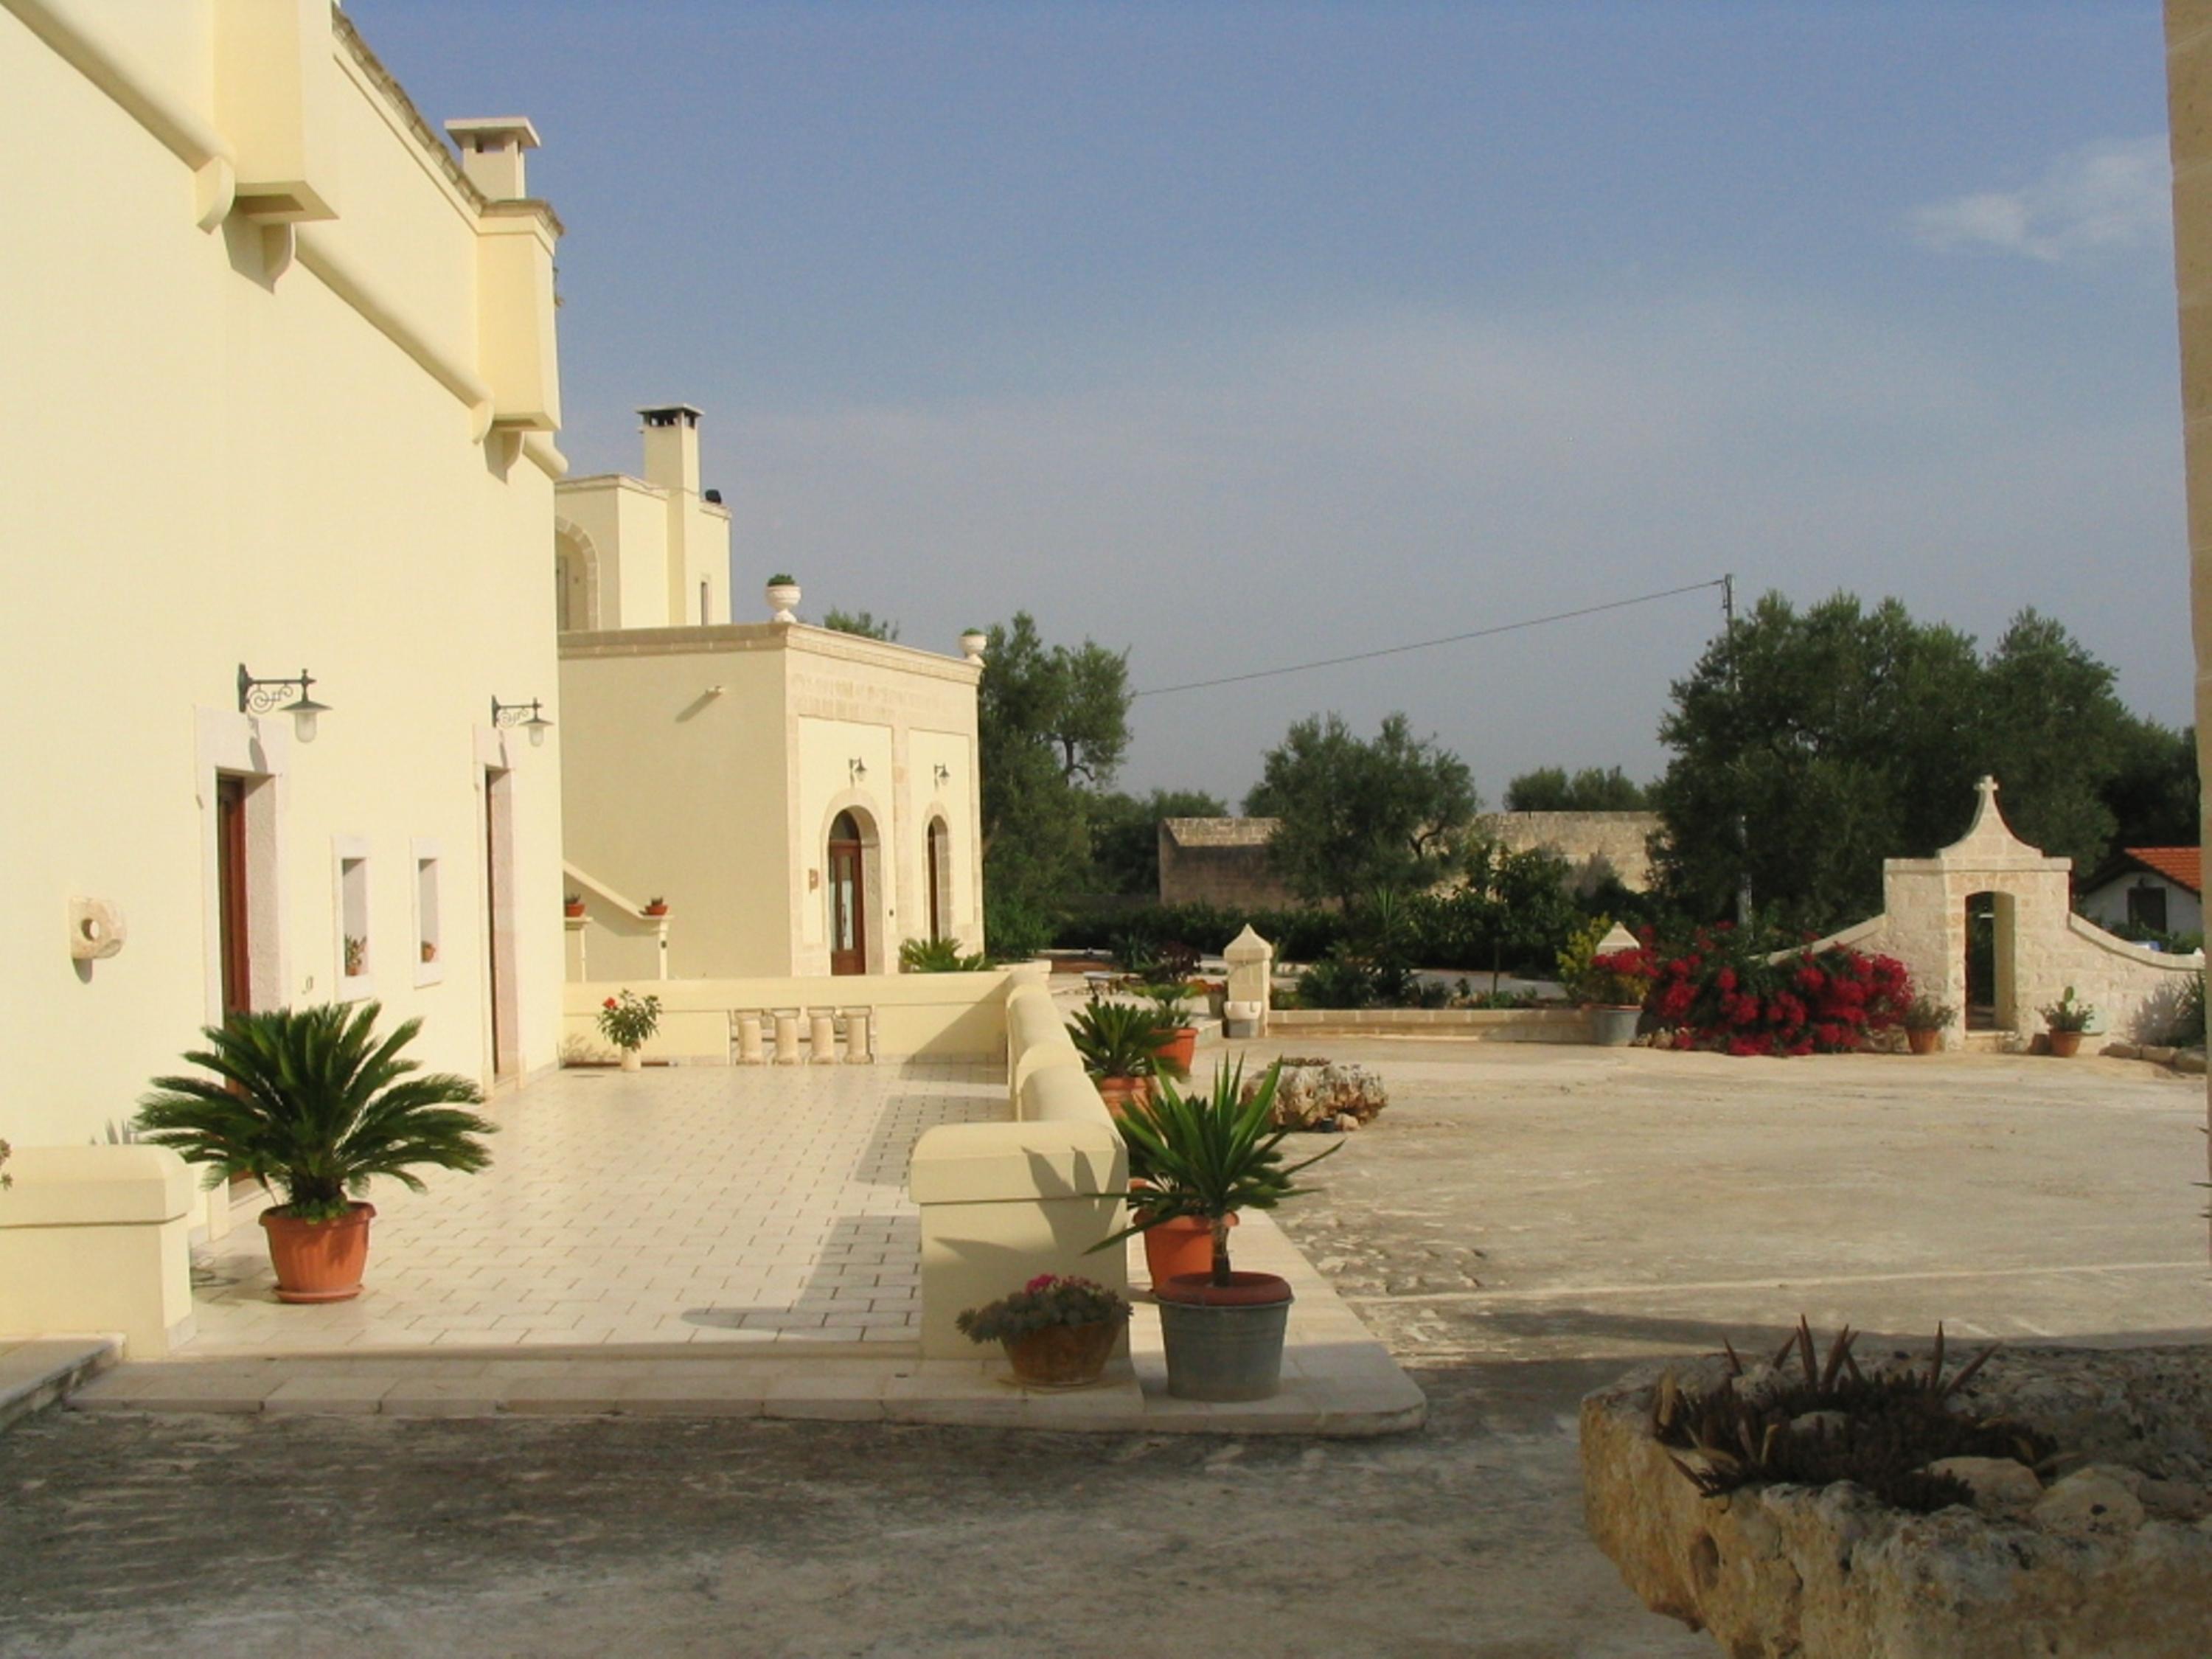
(189, 1062, 997, 1351)
(75, 1058, 1422, 1433)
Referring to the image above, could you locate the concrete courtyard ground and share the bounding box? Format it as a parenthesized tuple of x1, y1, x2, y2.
(3, 1041, 2205, 1658)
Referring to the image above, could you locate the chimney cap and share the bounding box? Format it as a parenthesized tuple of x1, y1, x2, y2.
(444, 116, 543, 151)
(639, 404, 703, 428)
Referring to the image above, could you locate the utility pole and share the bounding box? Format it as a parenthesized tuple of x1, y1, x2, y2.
(1723, 574, 1753, 927)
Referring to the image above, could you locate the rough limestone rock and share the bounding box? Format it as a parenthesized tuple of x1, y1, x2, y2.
(1923, 1456, 2042, 1519)
(1581, 1352, 2212, 1658)
(2032, 1470, 2146, 1536)
(1252, 1060, 1388, 1132)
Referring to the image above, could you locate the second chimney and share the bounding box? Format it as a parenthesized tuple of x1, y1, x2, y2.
(445, 116, 541, 201)
(639, 405, 702, 496)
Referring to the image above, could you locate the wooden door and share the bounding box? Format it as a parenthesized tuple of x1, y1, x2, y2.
(829, 811, 866, 975)
(925, 819, 947, 942)
(215, 776, 251, 1019)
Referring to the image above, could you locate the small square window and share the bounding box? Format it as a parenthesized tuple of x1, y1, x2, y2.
(413, 838, 444, 987)
(334, 837, 372, 998)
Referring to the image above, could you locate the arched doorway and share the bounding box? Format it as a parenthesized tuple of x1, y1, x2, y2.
(925, 817, 951, 942)
(1964, 889, 2017, 1032)
(828, 810, 868, 975)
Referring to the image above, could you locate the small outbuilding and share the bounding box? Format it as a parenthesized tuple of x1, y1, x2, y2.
(2077, 847, 2203, 940)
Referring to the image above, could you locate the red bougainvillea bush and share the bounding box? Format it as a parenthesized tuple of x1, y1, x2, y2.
(1644, 924, 1911, 1057)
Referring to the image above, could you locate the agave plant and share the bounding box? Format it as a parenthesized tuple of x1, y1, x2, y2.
(136, 1002, 495, 1222)
(1094, 1058, 1339, 1284)
(1069, 997, 1181, 1080)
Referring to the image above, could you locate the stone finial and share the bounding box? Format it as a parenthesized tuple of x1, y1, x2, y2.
(1596, 922, 1639, 956)
(1223, 925, 1273, 964)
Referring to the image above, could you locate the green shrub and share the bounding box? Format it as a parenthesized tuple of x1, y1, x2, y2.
(899, 937, 989, 973)
(984, 894, 1057, 962)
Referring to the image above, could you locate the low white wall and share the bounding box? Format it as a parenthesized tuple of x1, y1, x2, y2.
(561, 970, 1011, 1062)
(908, 968, 1128, 1359)
(0, 1145, 197, 1357)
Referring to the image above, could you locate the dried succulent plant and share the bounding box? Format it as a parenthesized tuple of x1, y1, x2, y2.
(1651, 1318, 2055, 1515)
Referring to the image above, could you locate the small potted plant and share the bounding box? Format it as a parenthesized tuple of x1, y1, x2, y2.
(564, 892, 586, 919)
(2040, 986, 2094, 1058)
(1093, 1058, 1339, 1401)
(1, 1137, 12, 1190)
(1901, 994, 1953, 1054)
(643, 896, 669, 917)
(420, 939, 439, 964)
(1147, 984, 1200, 1077)
(136, 1003, 495, 1303)
(765, 573, 801, 622)
(343, 934, 369, 978)
(1070, 997, 1180, 1114)
(956, 1273, 1132, 1388)
(599, 987, 663, 1071)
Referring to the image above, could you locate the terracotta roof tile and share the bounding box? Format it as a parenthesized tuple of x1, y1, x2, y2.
(2124, 846, 2201, 894)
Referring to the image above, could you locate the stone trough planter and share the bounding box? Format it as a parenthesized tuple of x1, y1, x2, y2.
(1581, 1345, 2212, 1658)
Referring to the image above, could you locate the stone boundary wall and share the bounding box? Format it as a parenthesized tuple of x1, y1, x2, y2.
(1476, 812, 1662, 894)
(1273, 1007, 1595, 1043)
(1157, 818, 1298, 908)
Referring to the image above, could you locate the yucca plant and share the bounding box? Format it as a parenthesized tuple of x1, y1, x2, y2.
(1093, 1059, 1338, 1284)
(1069, 997, 1183, 1080)
(136, 1002, 495, 1222)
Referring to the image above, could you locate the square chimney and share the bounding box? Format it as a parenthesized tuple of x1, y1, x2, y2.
(639, 405, 703, 496)
(445, 116, 541, 201)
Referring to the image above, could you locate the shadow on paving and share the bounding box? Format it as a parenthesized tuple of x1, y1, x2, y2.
(0, 1358, 1708, 1659)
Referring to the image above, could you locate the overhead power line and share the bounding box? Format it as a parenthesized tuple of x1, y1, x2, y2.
(1131, 577, 1730, 700)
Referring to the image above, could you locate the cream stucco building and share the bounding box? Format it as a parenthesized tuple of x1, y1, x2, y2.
(2, 1, 569, 1229)
(556, 417, 986, 980)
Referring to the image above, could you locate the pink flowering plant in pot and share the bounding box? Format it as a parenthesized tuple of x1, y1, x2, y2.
(597, 988, 662, 1069)
(956, 1273, 1133, 1388)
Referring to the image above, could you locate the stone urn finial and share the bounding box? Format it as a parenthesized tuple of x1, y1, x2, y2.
(959, 628, 987, 664)
(765, 575, 801, 624)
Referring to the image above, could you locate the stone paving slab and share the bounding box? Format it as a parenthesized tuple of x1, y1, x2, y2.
(71, 1214, 1424, 1436)
(0, 1336, 119, 1433)
(186, 1061, 1003, 1354)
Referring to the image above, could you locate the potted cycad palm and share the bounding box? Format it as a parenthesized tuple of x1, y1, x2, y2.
(1093, 1058, 1338, 1401)
(1070, 997, 1180, 1114)
(136, 1002, 495, 1303)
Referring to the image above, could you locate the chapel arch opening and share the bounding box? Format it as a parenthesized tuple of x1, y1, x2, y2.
(1964, 889, 2018, 1032)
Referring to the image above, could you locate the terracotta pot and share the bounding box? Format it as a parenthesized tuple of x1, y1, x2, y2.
(1907, 1027, 1941, 1055)
(2048, 1029, 2083, 1058)
(1159, 1026, 1199, 1077)
(260, 1202, 376, 1304)
(564, 904, 585, 919)
(1140, 1211, 1237, 1290)
(620, 1048, 643, 1071)
(644, 904, 668, 917)
(1095, 1075, 1152, 1116)
(1002, 1320, 1120, 1387)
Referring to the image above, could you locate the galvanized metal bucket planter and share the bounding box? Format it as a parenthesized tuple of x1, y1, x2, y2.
(1155, 1271, 1293, 1401)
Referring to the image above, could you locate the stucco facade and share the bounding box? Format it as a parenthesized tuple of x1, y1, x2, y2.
(1, 3, 568, 1212)
(555, 406, 733, 632)
(560, 625, 984, 979)
(2078, 849, 2205, 939)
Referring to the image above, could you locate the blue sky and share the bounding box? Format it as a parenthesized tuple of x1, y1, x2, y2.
(357, 0, 2185, 802)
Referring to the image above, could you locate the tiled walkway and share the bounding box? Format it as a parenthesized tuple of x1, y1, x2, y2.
(187, 1062, 1004, 1352)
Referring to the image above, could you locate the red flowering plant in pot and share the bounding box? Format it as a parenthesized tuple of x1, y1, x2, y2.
(956, 1273, 1133, 1388)
(1646, 922, 1911, 1057)
(136, 1002, 495, 1303)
